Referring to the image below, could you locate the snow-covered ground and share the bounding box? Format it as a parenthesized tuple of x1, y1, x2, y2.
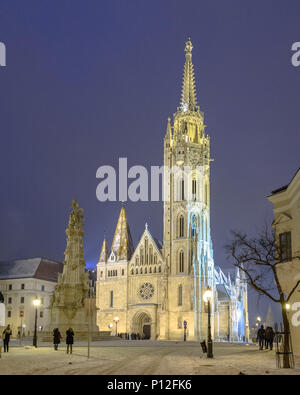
(0, 340, 299, 375)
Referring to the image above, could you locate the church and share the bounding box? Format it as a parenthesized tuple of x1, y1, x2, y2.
(96, 38, 249, 342)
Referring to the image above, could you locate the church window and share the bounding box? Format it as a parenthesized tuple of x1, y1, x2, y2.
(180, 179, 185, 201)
(149, 267, 152, 273)
(131, 269, 134, 275)
(192, 179, 196, 198)
(179, 215, 184, 237)
(179, 251, 184, 273)
(136, 268, 138, 274)
(122, 269, 125, 276)
(100, 271, 103, 278)
(154, 266, 156, 273)
(145, 267, 147, 274)
(110, 291, 113, 308)
(158, 266, 161, 273)
(178, 285, 183, 306)
(149, 246, 153, 264)
(154, 254, 157, 265)
(140, 268, 143, 274)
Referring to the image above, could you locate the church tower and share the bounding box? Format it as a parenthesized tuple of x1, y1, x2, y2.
(163, 38, 215, 340)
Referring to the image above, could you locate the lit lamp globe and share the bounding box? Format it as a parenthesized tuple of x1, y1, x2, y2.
(108, 323, 113, 329)
(203, 289, 213, 303)
(33, 297, 41, 307)
(114, 317, 119, 323)
(285, 304, 291, 311)
(257, 316, 261, 323)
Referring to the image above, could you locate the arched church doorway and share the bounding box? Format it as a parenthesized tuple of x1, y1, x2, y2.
(131, 311, 152, 339)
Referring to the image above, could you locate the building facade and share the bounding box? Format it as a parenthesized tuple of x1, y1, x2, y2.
(96, 38, 249, 341)
(0, 258, 63, 337)
(268, 167, 300, 355)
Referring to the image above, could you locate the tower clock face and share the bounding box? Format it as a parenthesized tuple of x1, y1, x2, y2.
(139, 283, 154, 300)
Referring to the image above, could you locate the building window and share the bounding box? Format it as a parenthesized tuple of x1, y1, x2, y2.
(21, 284, 25, 290)
(8, 311, 11, 318)
(110, 291, 113, 308)
(8, 297, 12, 304)
(20, 297, 25, 304)
(8, 284, 12, 290)
(178, 316, 183, 329)
(100, 271, 103, 278)
(192, 179, 196, 196)
(40, 311, 43, 318)
(179, 215, 184, 238)
(279, 232, 292, 262)
(179, 251, 184, 273)
(41, 285, 45, 291)
(180, 179, 185, 201)
(178, 285, 183, 306)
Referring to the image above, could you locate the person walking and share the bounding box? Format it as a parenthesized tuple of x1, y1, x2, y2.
(66, 327, 74, 354)
(2, 325, 12, 352)
(53, 328, 62, 351)
(257, 325, 265, 350)
(265, 326, 275, 350)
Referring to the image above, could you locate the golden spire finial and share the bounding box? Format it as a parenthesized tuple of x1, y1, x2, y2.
(180, 37, 197, 112)
(185, 37, 193, 55)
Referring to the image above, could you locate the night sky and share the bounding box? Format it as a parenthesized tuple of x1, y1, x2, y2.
(0, 0, 299, 326)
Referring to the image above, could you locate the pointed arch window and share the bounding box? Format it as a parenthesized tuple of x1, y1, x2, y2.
(179, 251, 184, 273)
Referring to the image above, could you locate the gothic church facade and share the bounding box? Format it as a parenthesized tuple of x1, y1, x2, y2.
(96, 39, 249, 341)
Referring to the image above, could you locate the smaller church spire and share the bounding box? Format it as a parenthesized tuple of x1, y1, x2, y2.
(98, 238, 109, 263)
(180, 37, 198, 112)
(165, 117, 172, 140)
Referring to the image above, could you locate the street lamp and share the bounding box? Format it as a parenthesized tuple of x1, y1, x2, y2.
(114, 317, 119, 336)
(33, 297, 41, 348)
(203, 288, 213, 358)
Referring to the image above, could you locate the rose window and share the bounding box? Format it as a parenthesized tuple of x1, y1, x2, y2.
(139, 283, 154, 300)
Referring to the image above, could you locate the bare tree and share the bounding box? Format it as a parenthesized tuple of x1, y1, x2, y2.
(225, 226, 300, 368)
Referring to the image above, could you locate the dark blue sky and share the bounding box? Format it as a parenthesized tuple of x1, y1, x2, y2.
(0, 0, 299, 325)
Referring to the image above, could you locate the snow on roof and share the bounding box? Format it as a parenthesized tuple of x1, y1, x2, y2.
(0, 258, 63, 282)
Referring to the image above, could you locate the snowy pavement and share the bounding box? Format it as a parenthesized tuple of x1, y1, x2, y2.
(0, 340, 299, 375)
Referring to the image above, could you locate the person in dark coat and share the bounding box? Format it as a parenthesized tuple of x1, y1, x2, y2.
(66, 327, 74, 354)
(53, 328, 62, 350)
(2, 324, 12, 352)
(265, 326, 275, 350)
(257, 325, 265, 350)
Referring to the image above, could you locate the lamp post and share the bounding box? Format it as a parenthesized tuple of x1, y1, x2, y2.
(32, 297, 41, 348)
(114, 317, 119, 336)
(203, 288, 213, 358)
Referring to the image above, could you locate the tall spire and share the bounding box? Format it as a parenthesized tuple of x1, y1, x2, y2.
(111, 206, 134, 261)
(180, 37, 198, 112)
